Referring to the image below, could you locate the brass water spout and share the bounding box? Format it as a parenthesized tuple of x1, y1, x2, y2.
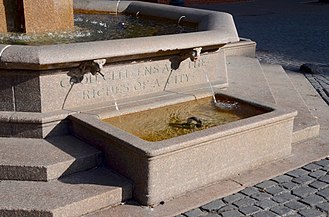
(180, 47, 202, 62)
(68, 59, 106, 84)
(80, 59, 106, 77)
(190, 47, 202, 61)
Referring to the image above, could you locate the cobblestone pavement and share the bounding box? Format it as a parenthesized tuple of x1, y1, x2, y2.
(302, 65, 329, 105)
(178, 158, 329, 217)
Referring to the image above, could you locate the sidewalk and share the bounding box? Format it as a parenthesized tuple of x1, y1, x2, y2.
(180, 158, 329, 217)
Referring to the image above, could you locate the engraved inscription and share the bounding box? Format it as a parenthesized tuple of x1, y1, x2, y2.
(59, 57, 209, 100)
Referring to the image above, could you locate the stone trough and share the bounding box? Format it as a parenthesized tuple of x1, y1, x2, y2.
(0, 0, 297, 207)
(70, 92, 296, 205)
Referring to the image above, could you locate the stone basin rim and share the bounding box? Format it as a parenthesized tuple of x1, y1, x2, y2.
(69, 93, 297, 158)
(0, 1, 239, 69)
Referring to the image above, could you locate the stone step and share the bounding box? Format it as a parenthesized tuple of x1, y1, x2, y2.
(261, 63, 320, 143)
(223, 56, 319, 143)
(223, 55, 276, 104)
(0, 167, 132, 217)
(0, 135, 102, 181)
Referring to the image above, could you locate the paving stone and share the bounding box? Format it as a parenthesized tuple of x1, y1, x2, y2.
(204, 213, 221, 217)
(292, 176, 315, 185)
(223, 193, 245, 204)
(272, 192, 299, 203)
(272, 175, 293, 184)
(240, 187, 260, 196)
(238, 205, 261, 215)
(280, 181, 300, 190)
(250, 192, 272, 201)
(232, 197, 257, 208)
(266, 185, 288, 195)
(316, 202, 329, 213)
(298, 208, 326, 217)
(303, 163, 323, 172)
(255, 199, 278, 210)
(220, 210, 243, 217)
(285, 201, 309, 211)
(184, 208, 205, 217)
(299, 194, 326, 206)
(309, 181, 328, 190)
(315, 159, 329, 167)
(309, 170, 327, 179)
(253, 210, 279, 217)
(201, 199, 226, 212)
(316, 186, 329, 199)
(318, 175, 329, 184)
(270, 205, 295, 216)
(319, 167, 329, 172)
(256, 180, 277, 189)
(286, 169, 309, 178)
(218, 205, 236, 212)
(175, 215, 186, 217)
(292, 186, 317, 197)
(285, 214, 302, 217)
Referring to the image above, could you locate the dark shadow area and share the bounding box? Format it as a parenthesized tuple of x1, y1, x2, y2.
(3, 0, 25, 32)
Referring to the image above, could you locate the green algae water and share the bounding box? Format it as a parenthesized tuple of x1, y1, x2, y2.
(0, 13, 196, 45)
(102, 96, 269, 142)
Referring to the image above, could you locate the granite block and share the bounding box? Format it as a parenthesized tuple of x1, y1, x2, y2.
(300, 194, 325, 206)
(316, 186, 329, 199)
(232, 198, 257, 208)
(12, 123, 42, 138)
(220, 210, 243, 217)
(292, 186, 317, 198)
(223, 193, 245, 204)
(270, 206, 295, 216)
(0, 74, 14, 111)
(298, 209, 326, 217)
(316, 202, 329, 213)
(201, 199, 226, 212)
(255, 199, 278, 210)
(0, 122, 11, 137)
(23, 0, 74, 33)
(184, 208, 205, 217)
(309, 181, 328, 190)
(239, 206, 261, 215)
(240, 187, 260, 196)
(253, 211, 279, 217)
(271, 192, 298, 203)
(284, 201, 308, 211)
(303, 163, 323, 172)
(256, 180, 278, 189)
(13, 74, 41, 112)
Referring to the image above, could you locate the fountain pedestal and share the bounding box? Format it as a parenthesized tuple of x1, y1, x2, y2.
(0, 0, 74, 33)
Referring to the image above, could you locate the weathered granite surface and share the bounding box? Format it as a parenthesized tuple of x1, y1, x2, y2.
(0, 0, 74, 33)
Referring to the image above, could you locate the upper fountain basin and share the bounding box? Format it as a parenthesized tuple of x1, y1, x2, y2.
(0, 0, 239, 70)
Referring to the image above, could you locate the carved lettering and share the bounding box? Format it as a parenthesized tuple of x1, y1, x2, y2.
(60, 56, 212, 101)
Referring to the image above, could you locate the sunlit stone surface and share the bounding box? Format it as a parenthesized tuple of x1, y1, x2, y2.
(0, 0, 74, 33)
